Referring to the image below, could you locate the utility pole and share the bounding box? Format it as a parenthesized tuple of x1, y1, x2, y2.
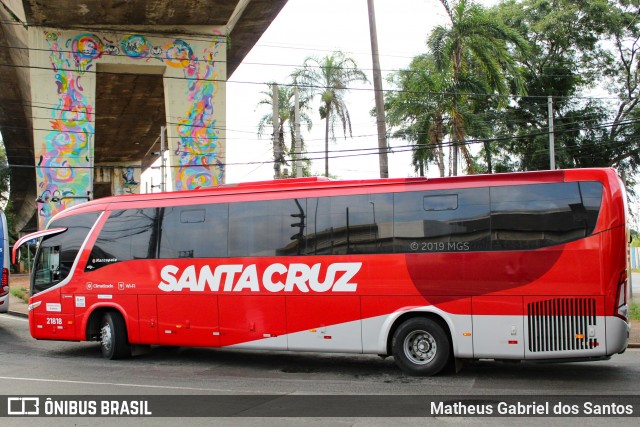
(160, 125, 167, 191)
(294, 86, 303, 178)
(272, 83, 281, 179)
(367, 0, 389, 178)
(548, 96, 555, 170)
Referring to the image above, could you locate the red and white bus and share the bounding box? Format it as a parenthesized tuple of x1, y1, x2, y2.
(13, 168, 630, 375)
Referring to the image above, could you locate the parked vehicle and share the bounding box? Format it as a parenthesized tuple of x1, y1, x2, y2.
(0, 209, 9, 313)
(13, 168, 631, 375)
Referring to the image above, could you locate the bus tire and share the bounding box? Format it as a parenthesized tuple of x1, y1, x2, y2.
(391, 317, 450, 376)
(100, 312, 130, 360)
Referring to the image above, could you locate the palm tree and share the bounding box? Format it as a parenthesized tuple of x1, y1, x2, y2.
(292, 51, 369, 177)
(386, 54, 449, 177)
(257, 83, 313, 177)
(429, 0, 528, 175)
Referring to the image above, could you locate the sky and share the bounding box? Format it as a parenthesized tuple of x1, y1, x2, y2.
(223, 0, 455, 183)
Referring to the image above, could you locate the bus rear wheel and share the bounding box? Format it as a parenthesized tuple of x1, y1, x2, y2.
(100, 312, 130, 360)
(392, 317, 450, 376)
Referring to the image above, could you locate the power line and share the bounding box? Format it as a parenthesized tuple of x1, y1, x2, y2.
(0, 57, 628, 101)
(4, 111, 640, 159)
(7, 119, 640, 168)
(0, 95, 620, 135)
(0, 40, 607, 80)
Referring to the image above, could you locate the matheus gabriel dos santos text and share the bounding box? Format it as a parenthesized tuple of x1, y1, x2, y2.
(430, 401, 634, 416)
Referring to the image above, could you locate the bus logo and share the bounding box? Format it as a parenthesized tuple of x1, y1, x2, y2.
(7, 397, 40, 415)
(158, 262, 362, 293)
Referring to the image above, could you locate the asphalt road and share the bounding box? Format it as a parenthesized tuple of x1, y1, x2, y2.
(1, 312, 640, 426)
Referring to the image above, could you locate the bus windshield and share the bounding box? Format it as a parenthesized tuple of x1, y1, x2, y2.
(32, 213, 100, 295)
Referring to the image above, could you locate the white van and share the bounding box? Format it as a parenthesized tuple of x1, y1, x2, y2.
(0, 209, 9, 312)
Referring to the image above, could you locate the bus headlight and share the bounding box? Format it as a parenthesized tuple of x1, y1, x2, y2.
(28, 301, 42, 312)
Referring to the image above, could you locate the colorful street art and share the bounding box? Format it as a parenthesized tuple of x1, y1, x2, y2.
(37, 31, 94, 228)
(37, 30, 225, 228)
(118, 166, 139, 195)
(173, 37, 225, 191)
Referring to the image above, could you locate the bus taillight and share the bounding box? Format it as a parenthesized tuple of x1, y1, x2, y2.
(0, 267, 8, 296)
(616, 271, 628, 321)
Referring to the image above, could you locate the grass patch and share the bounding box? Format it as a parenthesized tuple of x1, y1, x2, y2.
(10, 287, 29, 303)
(631, 301, 640, 321)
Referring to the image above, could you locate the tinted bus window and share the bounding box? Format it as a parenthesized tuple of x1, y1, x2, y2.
(229, 199, 307, 257)
(306, 194, 393, 255)
(33, 213, 100, 294)
(490, 182, 601, 250)
(579, 182, 603, 235)
(394, 188, 491, 252)
(86, 208, 159, 270)
(158, 204, 229, 258)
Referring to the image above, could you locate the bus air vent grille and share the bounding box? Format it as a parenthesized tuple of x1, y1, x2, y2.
(527, 298, 597, 352)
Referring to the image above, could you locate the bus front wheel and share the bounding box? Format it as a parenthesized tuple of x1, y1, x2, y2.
(392, 317, 450, 376)
(100, 312, 131, 360)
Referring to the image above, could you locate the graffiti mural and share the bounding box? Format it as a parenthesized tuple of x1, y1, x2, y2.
(116, 166, 140, 195)
(37, 31, 95, 228)
(37, 30, 225, 228)
(173, 37, 224, 190)
(117, 33, 225, 190)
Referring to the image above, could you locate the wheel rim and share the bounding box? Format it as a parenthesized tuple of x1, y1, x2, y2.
(101, 322, 112, 352)
(403, 329, 436, 365)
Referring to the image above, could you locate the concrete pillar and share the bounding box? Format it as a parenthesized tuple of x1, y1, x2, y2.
(29, 27, 227, 229)
(163, 32, 227, 191)
(30, 30, 96, 229)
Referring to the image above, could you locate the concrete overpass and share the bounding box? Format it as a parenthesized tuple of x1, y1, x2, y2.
(0, 0, 288, 233)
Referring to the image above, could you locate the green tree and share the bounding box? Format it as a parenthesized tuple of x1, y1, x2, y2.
(429, 0, 529, 175)
(385, 54, 448, 177)
(256, 83, 313, 177)
(0, 140, 16, 242)
(0, 142, 9, 206)
(292, 51, 369, 177)
(492, 0, 640, 186)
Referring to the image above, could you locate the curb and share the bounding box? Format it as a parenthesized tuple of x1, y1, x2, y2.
(7, 293, 29, 318)
(7, 310, 27, 319)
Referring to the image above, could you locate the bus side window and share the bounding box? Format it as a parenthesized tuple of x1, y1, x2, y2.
(229, 199, 307, 257)
(393, 188, 491, 252)
(158, 204, 229, 259)
(50, 246, 60, 280)
(33, 245, 58, 287)
(86, 208, 159, 270)
(578, 181, 603, 234)
(490, 182, 598, 250)
(306, 194, 393, 255)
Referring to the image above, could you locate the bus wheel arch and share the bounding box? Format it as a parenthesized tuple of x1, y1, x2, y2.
(388, 313, 453, 376)
(86, 308, 131, 359)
